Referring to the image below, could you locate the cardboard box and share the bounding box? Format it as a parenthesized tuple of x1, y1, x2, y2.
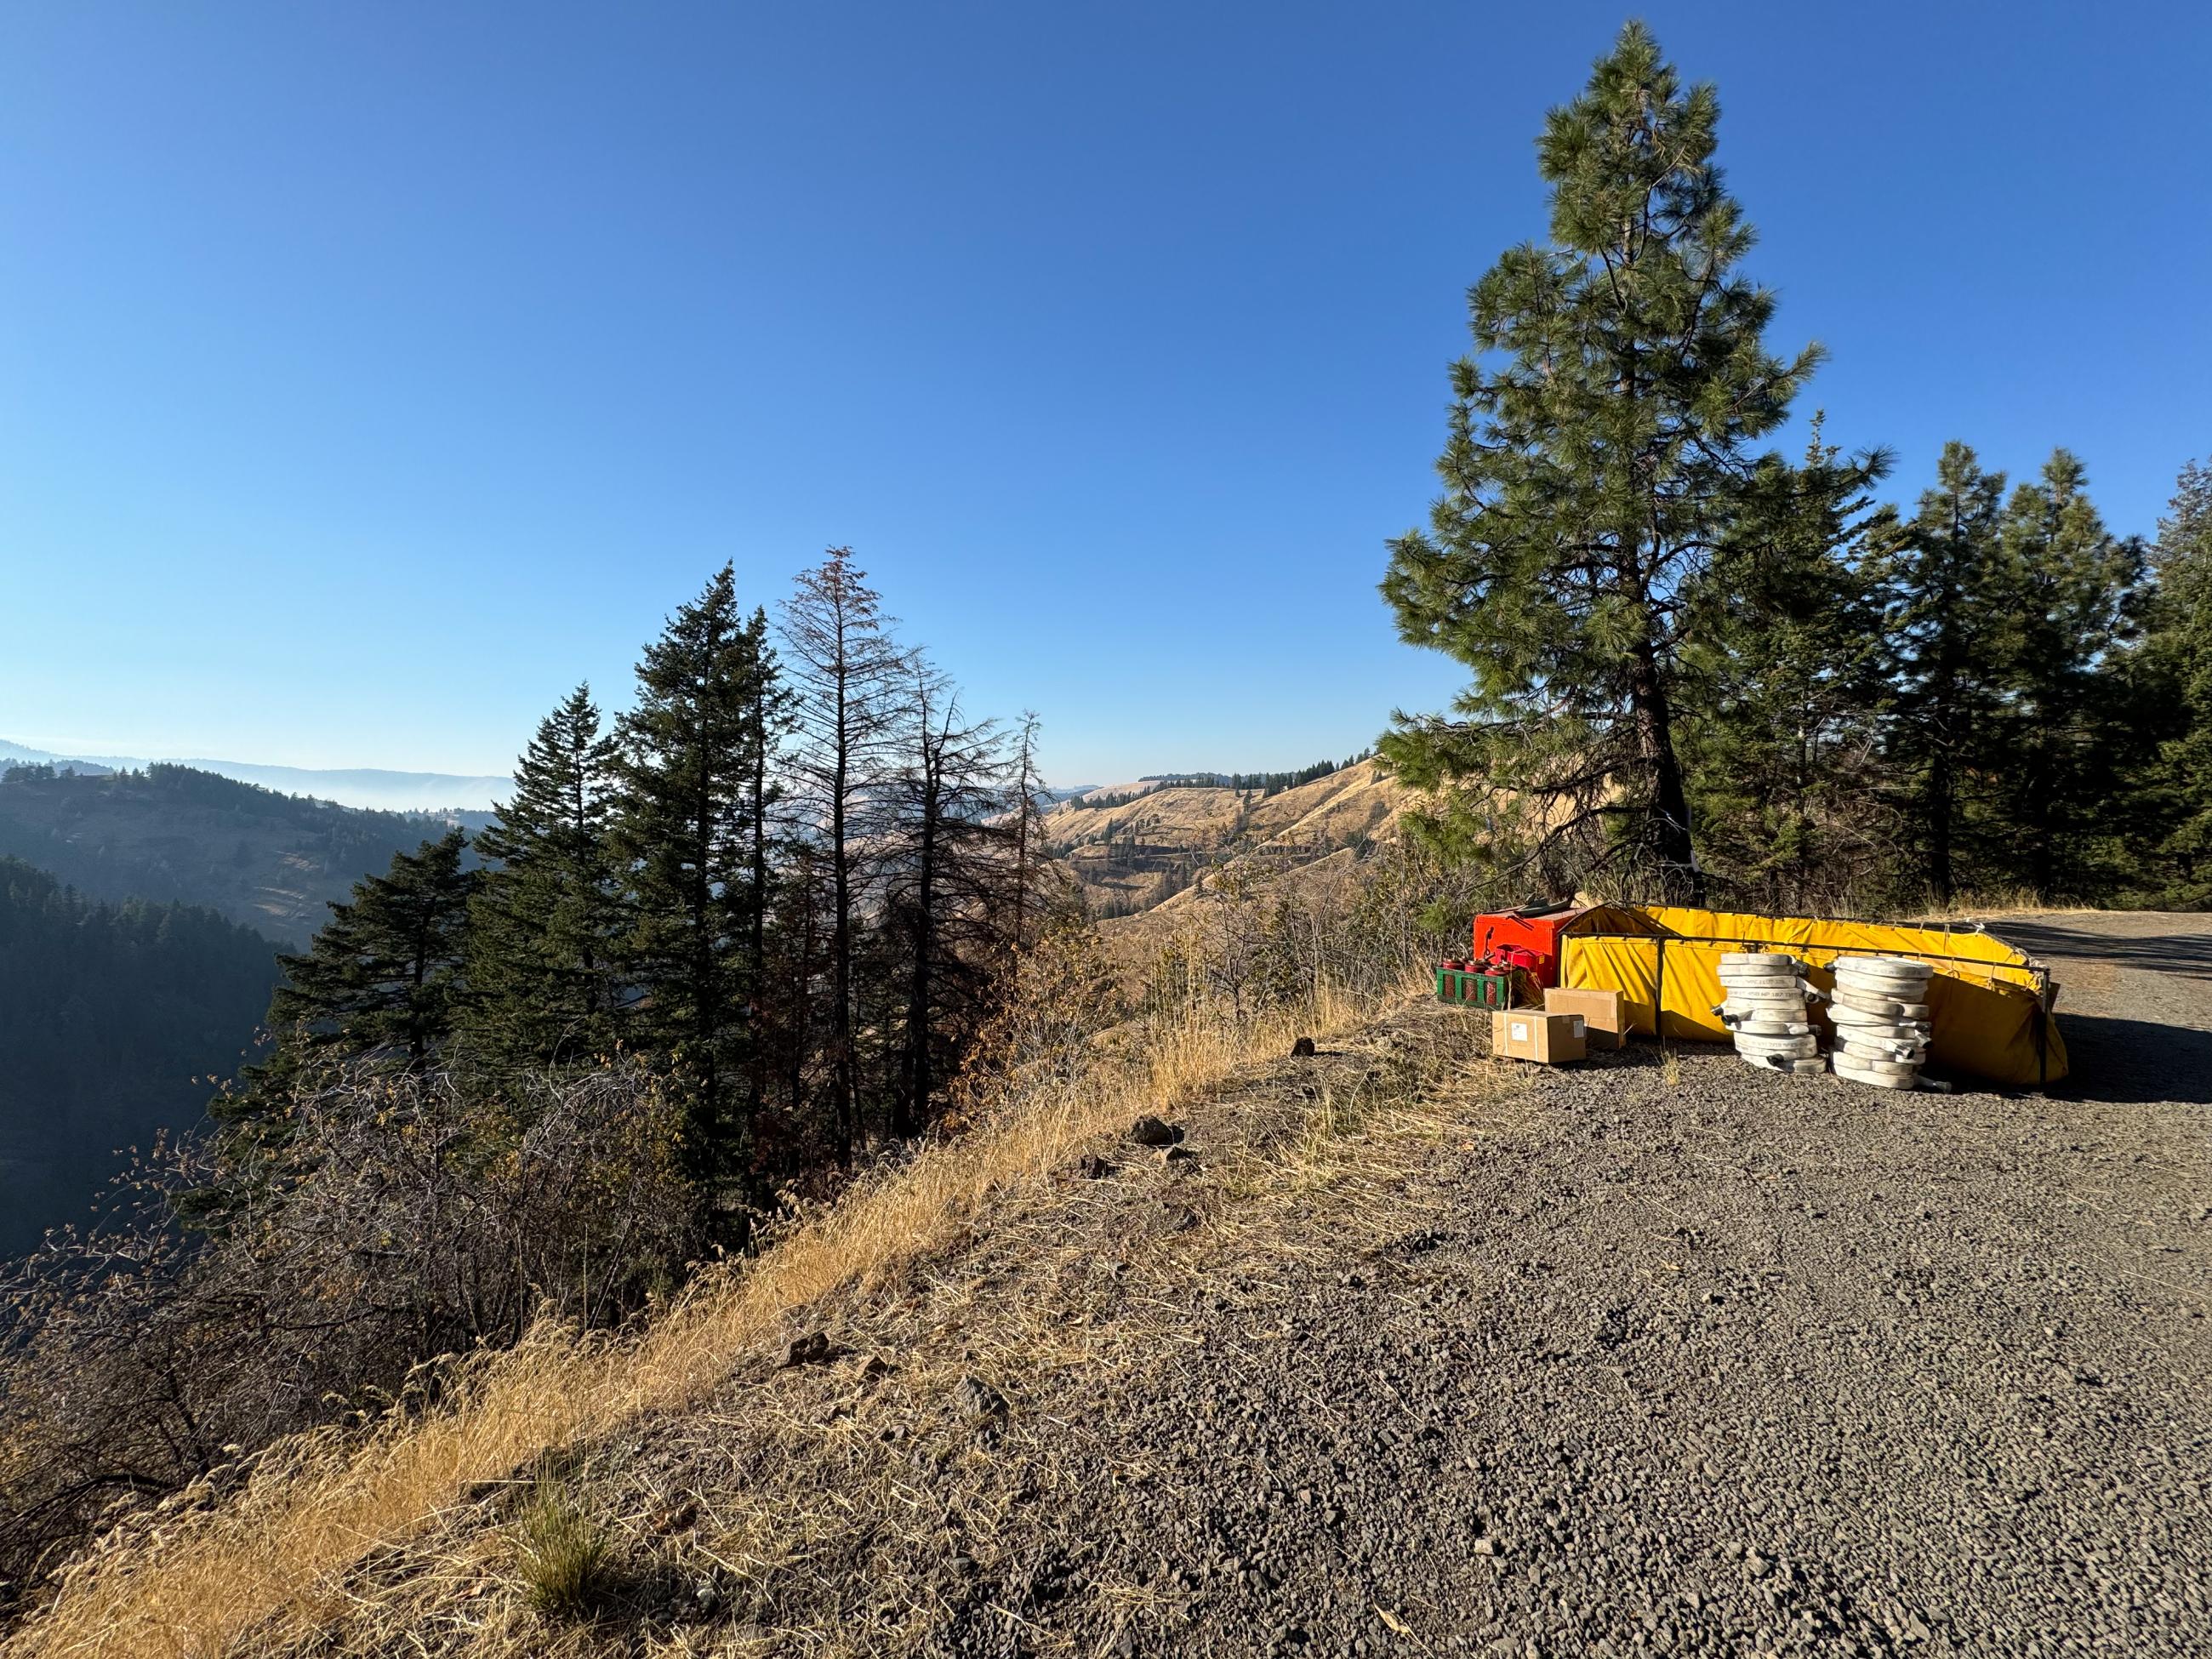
(1543, 985, 1628, 1049)
(1491, 1009, 1588, 1064)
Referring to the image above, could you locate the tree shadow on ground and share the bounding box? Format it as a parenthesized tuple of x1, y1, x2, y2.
(1998, 922, 2212, 984)
(2035, 1013, 2212, 1107)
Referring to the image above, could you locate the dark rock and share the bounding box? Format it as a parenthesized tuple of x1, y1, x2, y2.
(1131, 1115, 1184, 1147)
(956, 1375, 1008, 1423)
(1163, 1144, 1199, 1164)
(1291, 1036, 1317, 1058)
(775, 1331, 832, 1369)
(1078, 1154, 1115, 1179)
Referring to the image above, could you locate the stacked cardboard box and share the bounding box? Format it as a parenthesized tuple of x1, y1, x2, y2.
(1543, 986, 1627, 1049)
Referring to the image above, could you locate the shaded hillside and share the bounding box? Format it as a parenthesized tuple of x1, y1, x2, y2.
(1042, 757, 1401, 919)
(0, 857, 280, 1257)
(0, 763, 468, 944)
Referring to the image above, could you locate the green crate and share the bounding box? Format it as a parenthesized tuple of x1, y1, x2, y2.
(1435, 967, 1514, 1009)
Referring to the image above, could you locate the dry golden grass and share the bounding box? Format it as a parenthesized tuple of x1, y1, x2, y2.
(10, 984, 1382, 1659)
(266, 994, 1510, 1658)
(1901, 888, 2089, 922)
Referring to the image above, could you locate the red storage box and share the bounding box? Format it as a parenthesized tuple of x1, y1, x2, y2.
(1470, 907, 1588, 990)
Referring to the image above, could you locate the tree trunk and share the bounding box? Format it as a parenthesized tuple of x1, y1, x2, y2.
(1925, 748, 1955, 906)
(829, 644, 854, 1166)
(1630, 647, 1702, 904)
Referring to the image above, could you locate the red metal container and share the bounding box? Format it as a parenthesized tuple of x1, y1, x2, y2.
(1469, 906, 1587, 990)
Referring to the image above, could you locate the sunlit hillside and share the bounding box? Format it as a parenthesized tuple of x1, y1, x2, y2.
(1042, 758, 1404, 922)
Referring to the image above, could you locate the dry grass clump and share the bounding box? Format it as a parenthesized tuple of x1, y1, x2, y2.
(11, 978, 1380, 1659)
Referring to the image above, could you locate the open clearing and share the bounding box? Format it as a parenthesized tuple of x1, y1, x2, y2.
(109, 914, 2211, 1659)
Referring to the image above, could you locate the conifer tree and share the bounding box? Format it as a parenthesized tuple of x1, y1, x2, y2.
(467, 685, 624, 1071)
(266, 829, 477, 1071)
(1006, 710, 1048, 955)
(1878, 442, 2013, 904)
(740, 626, 795, 1120)
(1381, 22, 1818, 903)
(1679, 425, 1896, 910)
(1988, 453, 2144, 899)
(613, 566, 773, 1175)
(882, 661, 1012, 1137)
(780, 548, 908, 1160)
(2135, 459, 2212, 903)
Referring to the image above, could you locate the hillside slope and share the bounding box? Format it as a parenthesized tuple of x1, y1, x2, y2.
(0, 858, 279, 1255)
(1044, 759, 1402, 921)
(0, 763, 467, 944)
(16, 913, 2208, 1657)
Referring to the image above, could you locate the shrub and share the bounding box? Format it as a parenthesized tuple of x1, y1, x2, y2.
(0, 1060, 700, 1593)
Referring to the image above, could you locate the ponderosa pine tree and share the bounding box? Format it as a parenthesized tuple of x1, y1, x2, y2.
(1877, 442, 2014, 904)
(613, 566, 774, 1177)
(2134, 459, 2212, 904)
(1679, 424, 1896, 910)
(780, 548, 908, 1161)
(265, 829, 477, 1071)
(467, 685, 624, 1072)
(1988, 453, 2144, 901)
(1381, 22, 1819, 903)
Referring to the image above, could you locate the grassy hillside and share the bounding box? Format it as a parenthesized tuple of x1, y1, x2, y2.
(0, 965, 1403, 1658)
(0, 763, 468, 944)
(0, 857, 280, 1257)
(1043, 757, 1401, 920)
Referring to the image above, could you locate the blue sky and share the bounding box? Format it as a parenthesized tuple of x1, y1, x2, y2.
(3, 2, 2207, 790)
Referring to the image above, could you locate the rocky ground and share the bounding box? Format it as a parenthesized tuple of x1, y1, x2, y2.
(296, 914, 2211, 1659)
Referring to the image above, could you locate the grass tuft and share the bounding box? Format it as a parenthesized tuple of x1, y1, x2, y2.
(509, 1479, 613, 1622)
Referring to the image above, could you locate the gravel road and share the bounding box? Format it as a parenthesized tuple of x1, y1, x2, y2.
(288, 914, 2212, 1659)
(918, 912, 2212, 1657)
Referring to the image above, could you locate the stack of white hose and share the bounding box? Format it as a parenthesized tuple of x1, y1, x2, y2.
(1714, 952, 1824, 1075)
(1828, 956, 1934, 1090)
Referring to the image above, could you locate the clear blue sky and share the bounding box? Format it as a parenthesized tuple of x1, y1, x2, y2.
(4, 3, 2207, 789)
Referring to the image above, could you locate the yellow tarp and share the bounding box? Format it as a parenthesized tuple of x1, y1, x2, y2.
(1559, 905, 2067, 1087)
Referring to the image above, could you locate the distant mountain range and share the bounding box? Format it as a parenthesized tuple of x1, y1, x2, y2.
(0, 738, 510, 813)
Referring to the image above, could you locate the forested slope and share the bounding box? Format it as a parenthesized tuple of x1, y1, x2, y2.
(0, 858, 279, 1256)
(0, 763, 460, 944)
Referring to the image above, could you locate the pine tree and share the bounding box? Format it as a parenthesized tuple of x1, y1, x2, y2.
(740, 625, 795, 1121)
(613, 566, 773, 1177)
(2135, 459, 2212, 903)
(780, 548, 908, 1160)
(1006, 710, 1048, 955)
(1679, 424, 1896, 910)
(265, 829, 477, 1071)
(1987, 453, 2144, 900)
(1380, 22, 1819, 903)
(466, 685, 624, 1072)
(881, 660, 1012, 1137)
(1876, 442, 2014, 904)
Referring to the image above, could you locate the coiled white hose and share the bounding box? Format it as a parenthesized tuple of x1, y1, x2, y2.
(1713, 952, 1825, 1075)
(1829, 956, 1935, 1090)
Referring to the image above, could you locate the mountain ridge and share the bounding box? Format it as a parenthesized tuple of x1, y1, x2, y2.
(1, 739, 510, 813)
(0, 761, 478, 944)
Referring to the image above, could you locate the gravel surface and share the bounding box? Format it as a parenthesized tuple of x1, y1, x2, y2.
(288, 914, 2212, 1659)
(1991, 911, 2212, 1106)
